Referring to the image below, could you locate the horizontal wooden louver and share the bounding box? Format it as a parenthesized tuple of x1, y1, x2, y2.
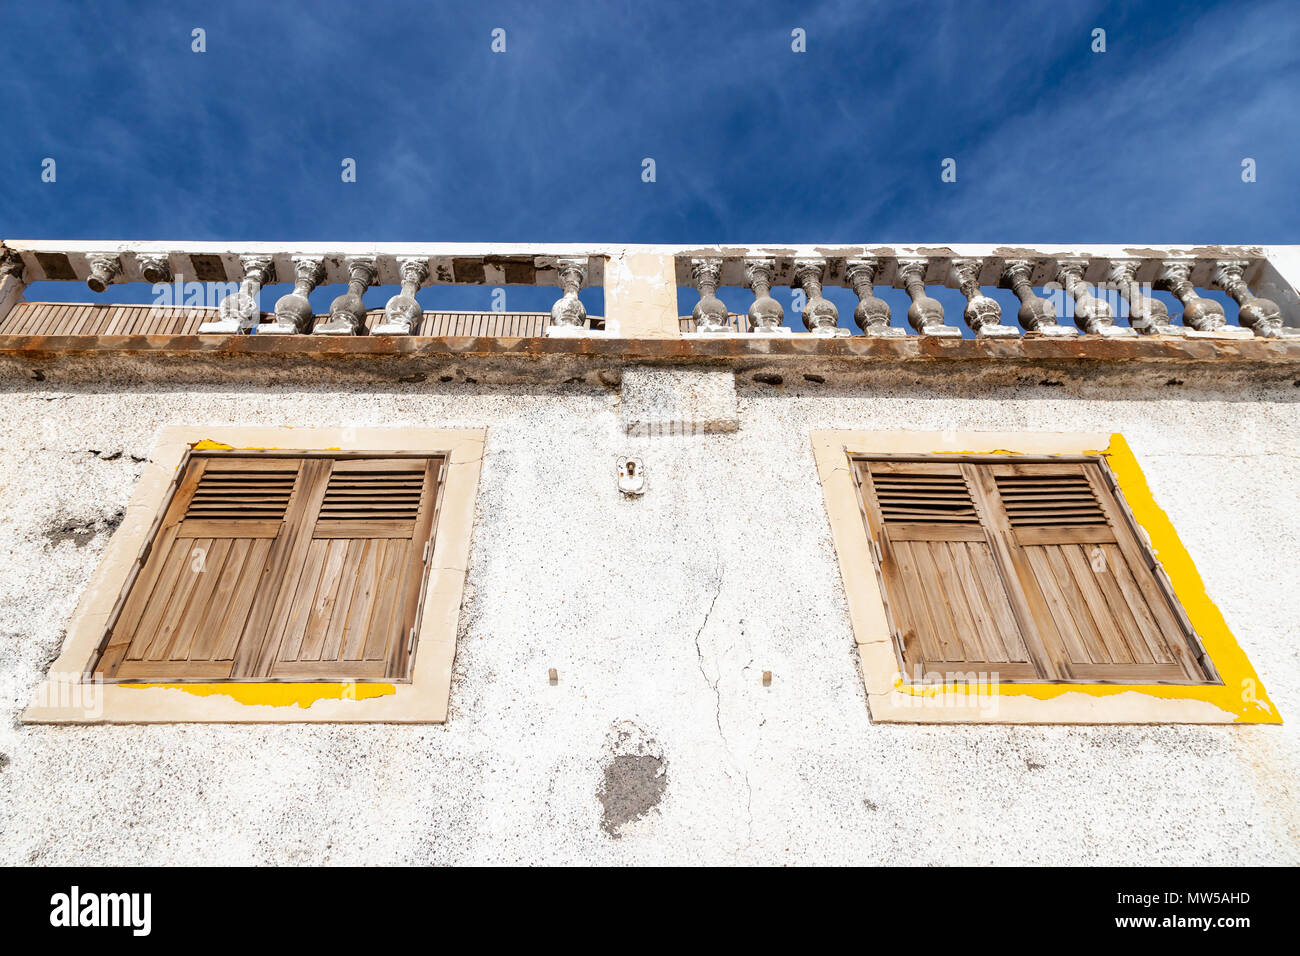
(872, 473, 980, 524)
(183, 468, 297, 520)
(994, 473, 1107, 526)
(319, 470, 424, 520)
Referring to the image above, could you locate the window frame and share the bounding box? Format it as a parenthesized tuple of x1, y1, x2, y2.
(25, 426, 485, 724)
(812, 429, 1280, 725)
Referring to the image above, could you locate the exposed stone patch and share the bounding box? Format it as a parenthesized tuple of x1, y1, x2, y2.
(41, 508, 124, 548)
(597, 721, 667, 838)
(0, 753, 9, 772)
(620, 366, 738, 434)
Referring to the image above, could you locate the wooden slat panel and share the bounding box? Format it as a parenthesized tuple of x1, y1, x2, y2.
(234, 459, 331, 678)
(141, 537, 214, 661)
(97, 451, 447, 684)
(340, 539, 383, 662)
(363, 540, 408, 661)
(186, 538, 253, 662)
(165, 538, 235, 661)
(1026, 544, 1107, 670)
(124, 535, 199, 662)
(297, 539, 350, 662)
(212, 538, 274, 660)
(318, 539, 368, 662)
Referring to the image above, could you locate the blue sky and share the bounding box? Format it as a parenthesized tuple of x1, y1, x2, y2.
(1, 0, 1297, 327)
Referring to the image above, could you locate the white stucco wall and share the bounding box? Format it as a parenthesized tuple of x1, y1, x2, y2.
(0, 368, 1296, 864)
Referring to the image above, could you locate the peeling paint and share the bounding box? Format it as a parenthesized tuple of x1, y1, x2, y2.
(120, 682, 397, 708)
(893, 433, 1281, 723)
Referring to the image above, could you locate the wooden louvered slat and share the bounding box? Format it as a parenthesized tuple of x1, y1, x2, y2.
(867, 468, 980, 525)
(994, 473, 1107, 528)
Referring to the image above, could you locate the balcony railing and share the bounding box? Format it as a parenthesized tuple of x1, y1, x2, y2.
(1, 241, 1297, 341)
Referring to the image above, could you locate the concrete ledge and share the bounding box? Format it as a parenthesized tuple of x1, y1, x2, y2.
(3, 332, 1300, 391)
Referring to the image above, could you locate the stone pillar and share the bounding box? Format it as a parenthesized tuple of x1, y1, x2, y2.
(200, 255, 274, 334)
(545, 257, 588, 335)
(1214, 260, 1295, 337)
(138, 255, 172, 285)
(85, 253, 122, 293)
(1157, 262, 1250, 339)
(846, 258, 902, 337)
(744, 258, 787, 334)
(374, 258, 429, 335)
(1056, 259, 1132, 336)
(951, 259, 1015, 337)
(0, 251, 26, 327)
(794, 258, 846, 336)
(898, 259, 957, 337)
(1104, 260, 1165, 336)
(314, 257, 375, 335)
(689, 258, 729, 333)
(1001, 260, 1074, 336)
(601, 251, 680, 338)
(261, 257, 325, 335)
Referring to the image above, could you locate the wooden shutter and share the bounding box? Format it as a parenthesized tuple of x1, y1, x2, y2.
(855, 456, 1211, 684)
(255, 458, 442, 680)
(974, 462, 1206, 682)
(855, 460, 1040, 681)
(94, 454, 443, 682)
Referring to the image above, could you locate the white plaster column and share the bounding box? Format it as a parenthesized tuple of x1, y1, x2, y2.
(200, 255, 274, 334)
(951, 259, 1016, 337)
(1002, 260, 1075, 336)
(314, 257, 376, 335)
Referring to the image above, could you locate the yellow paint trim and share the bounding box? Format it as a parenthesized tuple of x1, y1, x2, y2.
(120, 682, 396, 708)
(190, 438, 342, 452)
(889, 434, 1279, 723)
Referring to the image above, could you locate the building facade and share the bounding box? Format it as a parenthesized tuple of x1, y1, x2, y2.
(1, 241, 1297, 864)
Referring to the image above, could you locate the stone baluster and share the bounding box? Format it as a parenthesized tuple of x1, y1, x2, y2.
(793, 258, 847, 336)
(1105, 260, 1166, 336)
(374, 258, 429, 335)
(0, 251, 26, 325)
(200, 255, 274, 333)
(1058, 259, 1133, 336)
(744, 258, 787, 334)
(1000, 260, 1074, 336)
(845, 258, 902, 337)
(545, 257, 589, 335)
(897, 259, 958, 337)
(950, 259, 1015, 337)
(314, 257, 375, 335)
(1213, 260, 1295, 337)
(138, 255, 172, 285)
(261, 257, 325, 335)
(85, 253, 122, 293)
(1157, 262, 1250, 339)
(689, 258, 729, 333)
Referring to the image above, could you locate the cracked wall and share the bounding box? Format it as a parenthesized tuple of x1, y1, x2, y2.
(0, 368, 1297, 863)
